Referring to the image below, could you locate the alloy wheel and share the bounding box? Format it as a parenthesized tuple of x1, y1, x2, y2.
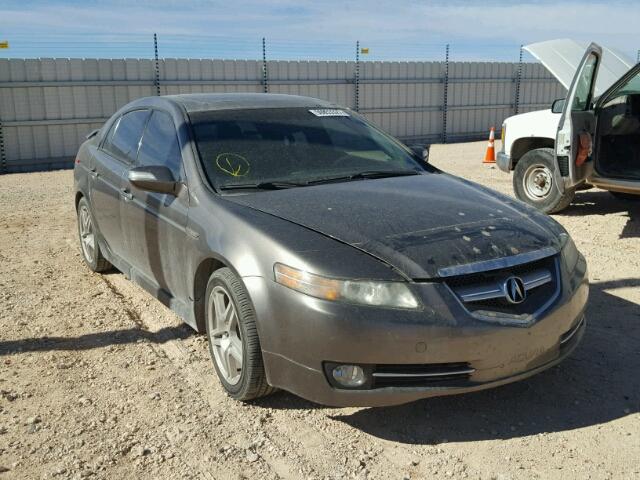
(208, 285, 243, 385)
(78, 204, 95, 262)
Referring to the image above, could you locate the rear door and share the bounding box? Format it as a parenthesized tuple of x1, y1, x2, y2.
(91, 109, 150, 262)
(555, 44, 601, 190)
(122, 109, 190, 302)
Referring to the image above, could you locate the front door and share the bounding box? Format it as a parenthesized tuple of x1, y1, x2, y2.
(555, 44, 601, 190)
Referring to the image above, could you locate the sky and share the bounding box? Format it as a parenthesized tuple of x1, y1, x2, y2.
(1, 0, 639, 61)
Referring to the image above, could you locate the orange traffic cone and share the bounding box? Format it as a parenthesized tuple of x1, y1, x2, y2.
(483, 127, 496, 164)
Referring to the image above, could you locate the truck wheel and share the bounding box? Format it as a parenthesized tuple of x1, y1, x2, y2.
(513, 148, 575, 214)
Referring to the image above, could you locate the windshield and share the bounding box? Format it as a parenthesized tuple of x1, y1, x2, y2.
(190, 107, 426, 191)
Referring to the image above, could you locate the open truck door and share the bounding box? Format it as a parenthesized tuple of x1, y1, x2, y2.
(554, 43, 602, 191)
(512, 39, 638, 211)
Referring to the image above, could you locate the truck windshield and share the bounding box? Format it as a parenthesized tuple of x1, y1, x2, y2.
(190, 107, 426, 191)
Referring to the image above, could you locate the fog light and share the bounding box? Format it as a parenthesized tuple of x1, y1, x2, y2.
(332, 365, 366, 387)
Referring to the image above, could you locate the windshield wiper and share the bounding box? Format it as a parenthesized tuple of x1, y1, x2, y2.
(218, 181, 307, 191)
(308, 170, 421, 185)
(219, 170, 421, 191)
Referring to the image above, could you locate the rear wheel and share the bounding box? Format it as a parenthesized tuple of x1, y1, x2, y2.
(513, 148, 575, 213)
(205, 267, 275, 401)
(609, 190, 640, 201)
(77, 197, 112, 272)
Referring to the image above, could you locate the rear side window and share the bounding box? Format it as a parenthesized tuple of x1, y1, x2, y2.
(103, 110, 150, 163)
(137, 110, 183, 180)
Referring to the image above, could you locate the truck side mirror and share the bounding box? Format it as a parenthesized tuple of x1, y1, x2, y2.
(409, 144, 430, 163)
(551, 98, 565, 114)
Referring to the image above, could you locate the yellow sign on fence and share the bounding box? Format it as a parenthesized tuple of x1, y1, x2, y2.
(360, 48, 369, 54)
(0, 41, 9, 49)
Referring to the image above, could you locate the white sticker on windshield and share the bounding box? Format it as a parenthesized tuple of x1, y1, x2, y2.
(309, 109, 350, 117)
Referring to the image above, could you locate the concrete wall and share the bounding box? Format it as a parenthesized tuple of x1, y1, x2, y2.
(0, 57, 565, 172)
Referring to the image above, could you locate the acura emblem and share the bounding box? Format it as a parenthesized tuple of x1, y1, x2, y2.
(504, 276, 526, 304)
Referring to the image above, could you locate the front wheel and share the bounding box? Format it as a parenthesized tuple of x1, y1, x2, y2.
(205, 267, 275, 401)
(513, 148, 575, 214)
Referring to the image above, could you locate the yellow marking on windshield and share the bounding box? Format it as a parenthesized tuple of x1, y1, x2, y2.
(216, 153, 250, 177)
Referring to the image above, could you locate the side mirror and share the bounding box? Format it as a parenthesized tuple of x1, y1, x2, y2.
(128, 166, 177, 195)
(551, 98, 565, 114)
(409, 144, 430, 163)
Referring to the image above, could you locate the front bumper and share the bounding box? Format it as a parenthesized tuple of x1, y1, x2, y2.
(245, 255, 588, 407)
(496, 152, 512, 173)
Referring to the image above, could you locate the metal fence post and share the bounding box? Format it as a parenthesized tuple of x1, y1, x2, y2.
(0, 119, 6, 174)
(514, 44, 524, 115)
(355, 41, 360, 112)
(153, 33, 161, 96)
(442, 44, 450, 143)
(262, 37, 269, 93)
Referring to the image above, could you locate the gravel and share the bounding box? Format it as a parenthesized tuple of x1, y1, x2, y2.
(0, 140, 639, 479)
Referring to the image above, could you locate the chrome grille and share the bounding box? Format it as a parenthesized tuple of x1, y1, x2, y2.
(372, 363, 474, 388)
(446, 254, 560, 320)
(560, 316, 585, 350)
(455, 268, 552, 303)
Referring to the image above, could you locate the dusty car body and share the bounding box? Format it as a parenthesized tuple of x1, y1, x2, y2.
(497, 39, 640, 212)
(74, 93, 588, 406)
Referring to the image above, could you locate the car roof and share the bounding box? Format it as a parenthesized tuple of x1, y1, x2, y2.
(163, 93, 339, 113)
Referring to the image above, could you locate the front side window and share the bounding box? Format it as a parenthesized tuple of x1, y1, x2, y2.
(190, 107, 425, 191)
(137, 110, 183, 180)
(104, 110, 150, 163)
(572, 53, 598, 111)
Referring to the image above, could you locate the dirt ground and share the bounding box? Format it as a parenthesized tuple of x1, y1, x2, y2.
(1, 141, 639, 480)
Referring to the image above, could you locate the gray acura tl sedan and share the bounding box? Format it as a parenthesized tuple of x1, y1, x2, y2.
(74, 93, 588, 407)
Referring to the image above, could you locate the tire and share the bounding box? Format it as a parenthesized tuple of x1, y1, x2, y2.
(609, 190, 640, 201)
(76, 197, 112, 272)
(205, 267, 275, 401)
(513, 148, 575, 214)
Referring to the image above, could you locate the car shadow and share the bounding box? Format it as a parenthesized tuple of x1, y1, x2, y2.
(557, 190, 640, 239)
(0, 324, 195, 356)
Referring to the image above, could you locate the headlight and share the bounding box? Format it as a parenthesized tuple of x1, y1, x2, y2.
(560, 233, 579, 272)
(274, 263, 420, 309)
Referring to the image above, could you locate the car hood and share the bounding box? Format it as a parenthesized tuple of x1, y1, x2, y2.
(223, 174, 564, 279)
(524, 39, 634, 97)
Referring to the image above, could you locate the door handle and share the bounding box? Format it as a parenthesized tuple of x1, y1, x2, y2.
(120, 188, 133, 201)
(88, 167, 98, 178)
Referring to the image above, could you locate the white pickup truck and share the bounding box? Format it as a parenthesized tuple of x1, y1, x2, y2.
(497, 39, 640, 212)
